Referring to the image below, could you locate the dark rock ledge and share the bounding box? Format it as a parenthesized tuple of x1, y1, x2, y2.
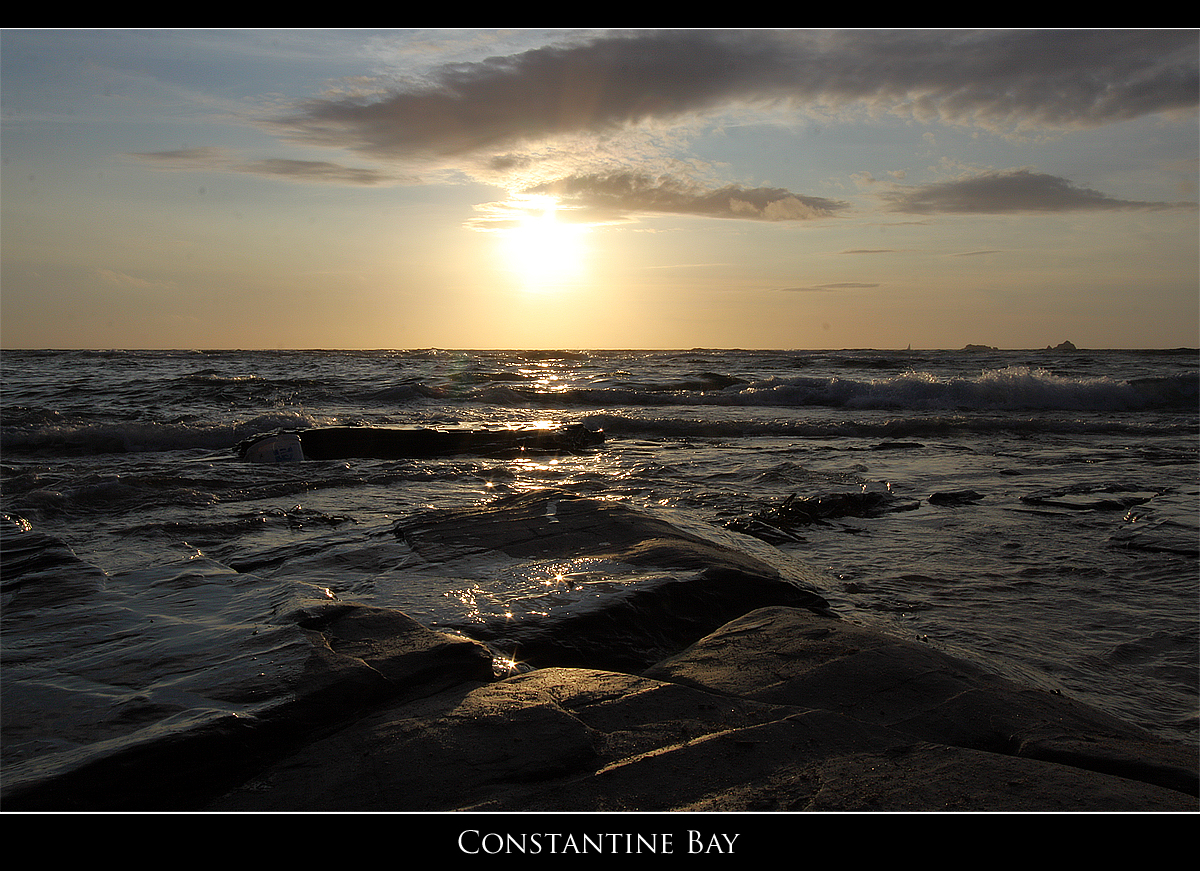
(3, 491, 1195, 812)
(203, 605, 1199, 813)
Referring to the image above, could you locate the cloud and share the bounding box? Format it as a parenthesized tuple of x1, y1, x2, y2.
(95, 268, 179, 292)
(128, 148, 405, 185)
(127, 146, 228, 169)
(237, 158, 403, 185)
(881, 168, 1198, 214)
(780, 282, 880, 292)
(528, 172, 849, 222)
(128, 31, 1200, 226)
(271, 29, 1198, 165)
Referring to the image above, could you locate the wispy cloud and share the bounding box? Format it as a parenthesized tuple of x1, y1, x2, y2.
(237, 158, 405, 185)
(527, 172, 849, 222)
(779, 282, 880, 292)
(127, 146, 228, 169)
(881, 168, 1198, 214)
(128, 148, 406, 186)
(95, 268, 179, 292)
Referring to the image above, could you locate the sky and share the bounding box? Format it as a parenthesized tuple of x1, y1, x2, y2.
(2, 28, 1197, 350)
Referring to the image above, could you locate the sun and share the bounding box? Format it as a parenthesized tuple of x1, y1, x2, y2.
(499, 195, 589, 291)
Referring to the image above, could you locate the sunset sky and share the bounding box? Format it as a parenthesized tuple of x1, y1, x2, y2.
(2, 28, 1197, 350)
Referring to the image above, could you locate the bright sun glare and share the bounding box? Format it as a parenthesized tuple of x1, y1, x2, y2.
(499, 195, 589, 291)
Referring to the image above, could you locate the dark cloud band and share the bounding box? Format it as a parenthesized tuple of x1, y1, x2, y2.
(882, 169, 1197, 214)
(530, 172, 849, 222)
(273, 30, 1199, 161)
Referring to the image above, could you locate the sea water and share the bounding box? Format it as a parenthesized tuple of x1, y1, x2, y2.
(2, 347, 1197, 784)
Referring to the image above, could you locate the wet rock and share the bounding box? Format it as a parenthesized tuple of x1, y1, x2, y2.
(1, 515, 107, 609)
(239, 423, 604, 462)
(289, 602, 496, 705)
(927, 489, 985, 505)
(397, 489, 832, 671)
(210, 667, 800, 811)
(644, 606, 1197, 803)
(8, 493, 1196, 813)
(1021, 487, 1158, 512)
(724, 490, 920, 543)
(1, 600, 494, 811)
(870, 441, 924, 450)
(210, 609, 1196, 811)
(210, 674, 598, 811)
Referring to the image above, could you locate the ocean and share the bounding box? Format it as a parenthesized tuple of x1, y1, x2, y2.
(2, 347, 1197, 803)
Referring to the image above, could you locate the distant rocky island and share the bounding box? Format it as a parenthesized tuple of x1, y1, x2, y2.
(960, 341, 1078, 352)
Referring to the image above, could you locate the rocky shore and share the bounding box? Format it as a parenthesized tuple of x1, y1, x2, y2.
(3, 490, 1196, 812)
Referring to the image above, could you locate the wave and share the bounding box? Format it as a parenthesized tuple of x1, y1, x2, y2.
(761, 367, 1200, 412)
(3, 361, 1194, 457)
(5, 408, 1190, 459)
(578, 411, 1198, 441)
(470, 367, 1199, 413)
(0, 411, 326, 456)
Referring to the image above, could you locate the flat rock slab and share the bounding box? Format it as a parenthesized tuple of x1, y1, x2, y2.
(240, 424, 604, 461)
(211, 655, 1196, 812)
(210, 608, 1196, 812)
(2, 599, 494, 811)
(644, 606, 1198, 801)
(395, 489, 832, 671)
(724, 490, 921, 544)
(208, 666, 828, 811)
(520, 711, 1194, 813)
(10, 494, 1196, 812)
(398, 489, 804, 575)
